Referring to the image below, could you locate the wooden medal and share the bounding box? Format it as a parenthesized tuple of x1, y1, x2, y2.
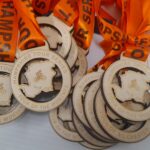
(72, 69, 103, 127)
(11, 48, 72, 112)
(49, 97, 82, 142)
(84, 80, 117, 143)
(95, 89, 150, 143)
(37, 16, 72, 58)
(102, 56, 150, 121)
(0, 63, 25, 124)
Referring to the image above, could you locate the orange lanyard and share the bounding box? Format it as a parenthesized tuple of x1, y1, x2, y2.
(13, 0, 46, 50)
(53, 0, 78, 26)
(73, 0, 95, 50)
(92, 0, 150, 70)
(0, 0, 18, 62)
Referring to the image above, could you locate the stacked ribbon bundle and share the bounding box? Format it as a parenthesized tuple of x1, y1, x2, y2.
(0, 0, 150, 149)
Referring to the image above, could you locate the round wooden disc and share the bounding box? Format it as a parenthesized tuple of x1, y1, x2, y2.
(71, 48, 87, 86)
(84, 80, 117, 143)
(102, 57, 150, 121)
(0, 62, 25, 124)
(95, 89, 150, 143)
(49, 97, 82, 142)
(37, 17, 72, 58)
(72, 112, 114, 147)
(72, 70, 103, 127)
(11, 49, 72, 112)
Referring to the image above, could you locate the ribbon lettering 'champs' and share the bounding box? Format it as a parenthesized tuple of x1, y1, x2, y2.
(0, 0, 18, 62)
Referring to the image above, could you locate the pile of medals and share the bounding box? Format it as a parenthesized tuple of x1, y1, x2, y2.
(0, 0, 150, 150)
(0, 0, 88, 122)
(48, 0, 150, 149)
(50, 57, 150, 150)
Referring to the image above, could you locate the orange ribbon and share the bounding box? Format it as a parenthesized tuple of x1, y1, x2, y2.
(13, 0, 45, 50)
(93, 0, 150, 70)
(0, 0, 18, 62)
(73, 0, 95, 50)
(53, 0, 95, 51)
(54, 0, 78, 26)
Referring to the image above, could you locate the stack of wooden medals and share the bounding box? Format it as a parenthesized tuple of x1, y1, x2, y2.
(49, 0, 150, 150)
(0, 0, 88, 123)
(0, 0, 150, 150)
